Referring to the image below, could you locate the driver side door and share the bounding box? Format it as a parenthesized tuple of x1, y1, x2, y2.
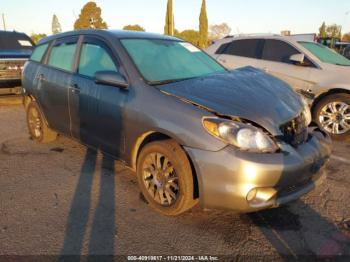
(69, 36, 128, 157)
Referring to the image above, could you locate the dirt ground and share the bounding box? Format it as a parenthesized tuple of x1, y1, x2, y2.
(0, 97, 349, 260)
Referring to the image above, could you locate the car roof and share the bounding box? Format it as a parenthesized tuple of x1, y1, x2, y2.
(38, 29, 180, 45)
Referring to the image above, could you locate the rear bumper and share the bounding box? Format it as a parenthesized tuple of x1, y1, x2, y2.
(184, 128, 332, 213)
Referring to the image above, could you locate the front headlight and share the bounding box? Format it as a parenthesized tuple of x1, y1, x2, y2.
(300, 95, 312, 126)
(203, 117, 279, 153)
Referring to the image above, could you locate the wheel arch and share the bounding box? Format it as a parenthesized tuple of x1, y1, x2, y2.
(131, 131, 200, 199)
(311, 88, 350, 114)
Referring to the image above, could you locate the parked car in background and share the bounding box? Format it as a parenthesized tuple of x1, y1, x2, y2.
(0, 30, 34, 95)
(22, 30, 331, 216)
(207, 35, 350, 141)
(342, 44, 350, 60)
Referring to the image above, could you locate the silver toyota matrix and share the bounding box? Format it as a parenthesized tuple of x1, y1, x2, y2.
(22, 30, 332, 216)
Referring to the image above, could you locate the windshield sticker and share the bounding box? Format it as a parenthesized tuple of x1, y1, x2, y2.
(18, 40, 32, 47)
(180, 42, 201, 52)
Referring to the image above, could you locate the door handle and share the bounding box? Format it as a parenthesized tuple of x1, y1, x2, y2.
(37, 74, 46, 81)
(69, 84, 80, 94)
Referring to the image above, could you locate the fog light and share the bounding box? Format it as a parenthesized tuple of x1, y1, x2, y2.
(246, 188, 258, 202)
(246, 188, 278, 208)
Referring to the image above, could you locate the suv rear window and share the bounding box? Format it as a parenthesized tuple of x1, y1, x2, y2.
(48, 42, 77, 71)
(30, 43, 49, 62)
(222, 39, 262, 59)
(262, 40, 300, 63)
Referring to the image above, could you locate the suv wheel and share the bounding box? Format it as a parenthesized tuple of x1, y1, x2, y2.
(314, 93, 350, 141)
(136, 140, 198, 216)
(26, 101, 57, 143)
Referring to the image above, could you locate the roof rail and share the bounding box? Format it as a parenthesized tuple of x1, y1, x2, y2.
(224, 33, 281, 39)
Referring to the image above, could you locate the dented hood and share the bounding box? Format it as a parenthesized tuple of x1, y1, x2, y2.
(158, 67, 303, 135)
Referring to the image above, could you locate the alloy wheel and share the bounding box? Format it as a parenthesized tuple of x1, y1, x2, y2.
(142, 152, 179, 207)
(28, 106, 42, 138)
(319, 101, 350, 135)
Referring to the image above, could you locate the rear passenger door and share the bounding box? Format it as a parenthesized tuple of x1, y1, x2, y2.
(216, 39, 263, 69)
(69, 36, 127, 157)
(257, 39, 313, 91)
(37, 36, 78, 135)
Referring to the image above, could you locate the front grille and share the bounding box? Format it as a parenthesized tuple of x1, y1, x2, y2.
(0, 59, 26, 81)
(280, 113, 308, 147)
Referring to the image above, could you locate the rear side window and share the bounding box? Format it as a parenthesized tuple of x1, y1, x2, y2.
(78, 43, 117, 78)
(223, 39, 262, 59)
(30, 43, 49, 62)
(48, 42, 77, 71)
(262, 40, 300, 64)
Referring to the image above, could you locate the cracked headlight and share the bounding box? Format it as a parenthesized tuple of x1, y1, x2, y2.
(203, 117, 279, 153)
(300, 95, 312, 126)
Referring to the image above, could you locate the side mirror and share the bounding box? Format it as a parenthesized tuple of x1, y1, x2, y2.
(289, 53, 305, 64)
(95, 71, 129, 89)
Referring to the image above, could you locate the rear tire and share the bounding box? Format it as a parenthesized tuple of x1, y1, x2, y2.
(26, 101, 57, 143)
(136, 140, 198, 216)
(313, 93, 350, 141)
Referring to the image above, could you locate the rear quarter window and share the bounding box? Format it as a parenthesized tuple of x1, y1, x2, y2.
(30, 43, 49, 62)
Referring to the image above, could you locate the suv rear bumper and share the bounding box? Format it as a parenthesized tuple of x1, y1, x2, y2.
(184, 129, 332, 213)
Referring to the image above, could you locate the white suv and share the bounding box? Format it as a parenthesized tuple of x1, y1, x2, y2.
(207, 35, 350, 141)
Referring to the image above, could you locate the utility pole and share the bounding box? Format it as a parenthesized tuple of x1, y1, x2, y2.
(2, 13, 6, 31)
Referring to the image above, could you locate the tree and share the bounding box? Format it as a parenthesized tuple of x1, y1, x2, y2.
(327, 24, 342, 39)
(74, 2, 108, 30)
(123, 24, 145, 32)
(175, 29, 200, 46)
(199, 0, 208, 48)
(343, 32, 350, 42)
(209, 23, 231, 41)
(164, 0, 174, 35)
(319, 22, 327, 38)
(31, 33, 47, 44)
(52, 14, 62, 34)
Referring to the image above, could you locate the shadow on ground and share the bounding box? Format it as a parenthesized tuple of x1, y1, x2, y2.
(59, 148, 116, 260)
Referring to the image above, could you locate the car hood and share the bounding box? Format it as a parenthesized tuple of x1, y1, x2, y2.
(158, 67, 303, 135)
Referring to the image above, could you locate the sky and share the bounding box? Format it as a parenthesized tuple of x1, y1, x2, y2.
(1, 0, 350, 36)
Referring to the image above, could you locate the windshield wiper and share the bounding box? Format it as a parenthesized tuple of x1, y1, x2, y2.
(148, 77, 195, 86)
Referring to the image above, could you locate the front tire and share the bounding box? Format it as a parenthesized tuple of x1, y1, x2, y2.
(26, 101, 57, 143)
(313, 93, 350, 141)
(136, 140, 198, 216)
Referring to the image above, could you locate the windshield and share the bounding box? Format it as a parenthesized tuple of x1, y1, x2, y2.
(299, 41, 350, 66)
(121, 39, 226, 84)
(0, 32, 34, 50)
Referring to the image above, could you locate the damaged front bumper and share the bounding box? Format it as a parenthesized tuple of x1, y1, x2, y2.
(184, 128, 332, 213)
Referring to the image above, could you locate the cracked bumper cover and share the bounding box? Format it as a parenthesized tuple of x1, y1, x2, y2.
(184, 129, 332, 213)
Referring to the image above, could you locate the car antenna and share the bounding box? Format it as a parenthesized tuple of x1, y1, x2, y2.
(2, 13, 6, 31)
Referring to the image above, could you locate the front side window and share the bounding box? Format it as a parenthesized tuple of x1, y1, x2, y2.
(224, 39, 262, 59)
(48, 42, 77, 71)
(121, 39, 225, 84)
(78, 43, 118, 78)
(299, 41, 350, 66)
(262, 40, 300, 64)
(30, 43, 49, 62)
